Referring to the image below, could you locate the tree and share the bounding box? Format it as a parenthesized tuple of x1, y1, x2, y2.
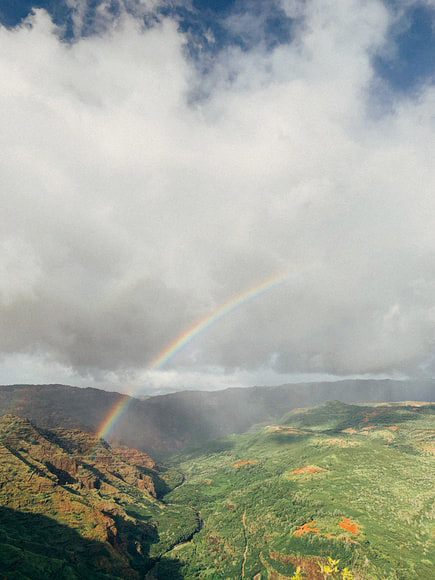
(318, 557, 355, 580)
(291, 566, 305, 580)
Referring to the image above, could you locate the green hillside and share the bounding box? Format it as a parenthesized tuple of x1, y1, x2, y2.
(154, 401, 435, 579)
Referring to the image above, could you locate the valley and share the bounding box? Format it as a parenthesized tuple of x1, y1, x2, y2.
(157, 401, 435, 579)
(0, 387, 433, 579)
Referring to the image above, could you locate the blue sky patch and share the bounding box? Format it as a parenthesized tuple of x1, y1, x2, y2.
(374, 3, 435, 93)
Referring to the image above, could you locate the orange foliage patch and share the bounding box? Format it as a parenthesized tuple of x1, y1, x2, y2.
(232, 460, 258, 468)
(294, 521, 320, 536)
(389, 425, 398, 430)
(291, 465, 326, 475)
(338, 517, 360, 535)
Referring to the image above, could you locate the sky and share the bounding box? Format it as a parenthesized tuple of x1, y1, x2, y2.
(0, 0, 434, 395)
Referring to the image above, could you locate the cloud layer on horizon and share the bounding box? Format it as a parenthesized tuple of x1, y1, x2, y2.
(1, 0, 434, 392)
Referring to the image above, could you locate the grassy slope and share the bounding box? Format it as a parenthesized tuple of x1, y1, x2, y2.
(157, 402, 435, 579)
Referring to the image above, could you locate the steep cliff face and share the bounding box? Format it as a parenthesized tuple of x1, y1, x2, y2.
(114, 445, 157, 470)
(0, 416, 157, 498)
(0, 415, 166, 578)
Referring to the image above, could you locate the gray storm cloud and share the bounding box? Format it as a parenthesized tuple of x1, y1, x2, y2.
(1, 0, 434, 391)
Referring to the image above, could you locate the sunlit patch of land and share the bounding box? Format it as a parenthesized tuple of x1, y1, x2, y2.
(265, 426, 306, 435)
(291, 465, 326, 475)
(232, 459, 258, 468)
(315, 437, 361, 447)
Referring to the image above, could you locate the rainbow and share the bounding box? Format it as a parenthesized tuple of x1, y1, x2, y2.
(96, 269, 292, 440)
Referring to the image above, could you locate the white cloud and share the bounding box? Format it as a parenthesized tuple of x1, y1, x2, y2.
(0, 1, 434, 392)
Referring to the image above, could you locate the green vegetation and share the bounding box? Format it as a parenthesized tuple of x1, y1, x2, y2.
(0, 401, 433, 578)
(153, 401, 435, 579)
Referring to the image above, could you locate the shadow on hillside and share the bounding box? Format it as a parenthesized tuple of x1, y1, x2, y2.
(148, 557, 185, 579)
(0, 506, 119, 578)
(139, 466, 172, 498)
(0, 506, 184, 579)
(269, 432, 313, 445)
(175, 437, 236, 460)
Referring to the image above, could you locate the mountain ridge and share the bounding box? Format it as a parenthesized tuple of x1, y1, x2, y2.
(0, 379, 433, 455)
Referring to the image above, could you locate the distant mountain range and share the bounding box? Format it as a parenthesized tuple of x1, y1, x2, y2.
(0, 380, 433, 455)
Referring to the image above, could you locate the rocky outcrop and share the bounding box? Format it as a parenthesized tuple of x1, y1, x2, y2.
(114, 446, 157, 470)
(136, 474, 155, 496)
(0, 414, 161, 577)
(78, 471, 101, 490)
